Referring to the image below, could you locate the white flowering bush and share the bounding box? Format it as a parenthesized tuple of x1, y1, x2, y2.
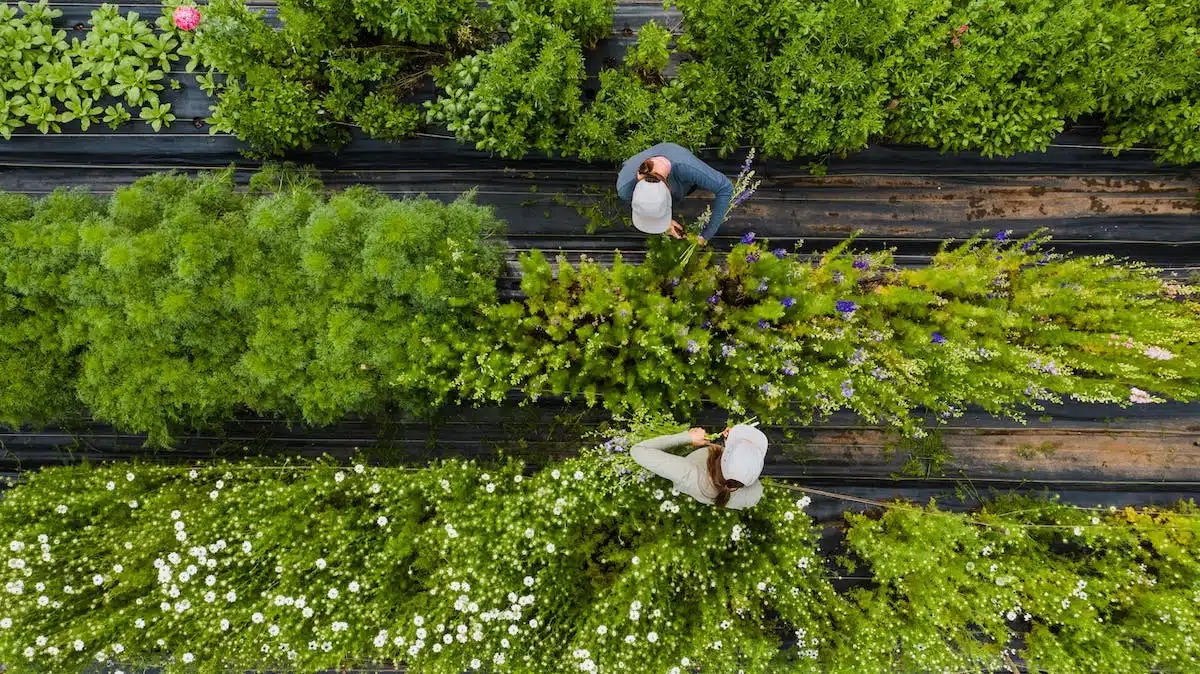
(0, 445, 831, 674)
(0, 419, 1196, 673)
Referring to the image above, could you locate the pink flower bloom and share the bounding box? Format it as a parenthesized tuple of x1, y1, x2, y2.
(1129, 387, 1153, 404)
(173, 5, 201, 31)
(1143, 346, 1175, 361)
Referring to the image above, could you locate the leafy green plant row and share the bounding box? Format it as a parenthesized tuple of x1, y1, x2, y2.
(0, 421, 1196, 673)
(184, 0, 1200, 165)
(1, 169, 1197, 444)
(182, 0, 608, 156)
(0, 1, 187, 137)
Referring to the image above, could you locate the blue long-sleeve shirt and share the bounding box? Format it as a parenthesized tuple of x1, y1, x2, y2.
(616, 143, 734, 241)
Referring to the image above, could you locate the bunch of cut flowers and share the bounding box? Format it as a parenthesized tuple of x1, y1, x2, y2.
(678, 148, 762, 266)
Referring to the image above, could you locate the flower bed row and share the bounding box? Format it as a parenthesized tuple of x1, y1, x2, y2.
(0, 1, 185, 137)
(7, 0, 1196, 165)
(1, 169, 1197, 443)
(183, 0, 1200, 163)
(0, 421, 1197, 673)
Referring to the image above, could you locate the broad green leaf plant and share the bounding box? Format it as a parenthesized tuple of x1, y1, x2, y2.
(0, 1, 185, 138)
(0, 447, 1195, 673)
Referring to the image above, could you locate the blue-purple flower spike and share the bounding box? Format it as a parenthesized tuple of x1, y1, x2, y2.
(741, 232, 756, 245)
(932, 332, 946, 344)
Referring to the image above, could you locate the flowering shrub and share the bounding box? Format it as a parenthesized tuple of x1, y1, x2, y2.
(0, 440, 1195, 673)
(2, 172, 1198, 441)
(0, 168, 506, 443)
(465, 232, 1199, 435)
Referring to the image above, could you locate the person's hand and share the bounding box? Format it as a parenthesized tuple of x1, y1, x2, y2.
(667, 220, 686, 240)
(696, 236, 707, 246)
(688, 427, 708, 446)
(721, 427, 731, 439)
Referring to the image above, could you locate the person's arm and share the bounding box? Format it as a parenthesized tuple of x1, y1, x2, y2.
(672, 159, 733, 243)
(630, 431, 699, 484)
(616, 167, 639, 203)
(698, 171, 734, 242)
(726, 482, 764, 510)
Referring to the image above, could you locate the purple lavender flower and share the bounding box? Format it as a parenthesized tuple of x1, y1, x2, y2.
(840, 380, 854, 398)
(708, 293, 720, 305)
(686, 339, 700, 353)
(668, 277, 680, 287)
(721, 343, 736, 357)
(772, 248, 788, 259)
(757, 319, 769, 329)
(757, 280, 769, 292)
(701, 320, 712, 329)
(781, 361, 797, 376)
(995, 230, 1010, 242)
(741, 232, 756, 245)
(986, 292, 997, 299)
(995, 255, 1003, 260)
(849, 348, 866, 365)
(781, 296, 795, 308)
(1038, 254, 1051, 266)
(740, 153, 753, 175)
(1021, 241, 1034, 251)
(835, 300, 857, 314)
(746, 252, 760, 263)
(1025, 384, 1036, 396)
(870, 367, 890, 380)
(618, 467, 632, 475)
(732, 189, 756, 208)
(832, 271, 845, 284)
(852, 256, 870, 270)
(931, 332, 946, 344)
(759, 383, 771, 394)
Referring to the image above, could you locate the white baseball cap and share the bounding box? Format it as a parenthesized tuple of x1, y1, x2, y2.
(631, 180, 672, 233)
(721, 424, 767, 485)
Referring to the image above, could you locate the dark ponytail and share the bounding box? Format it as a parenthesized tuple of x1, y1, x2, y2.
(638, 159, 663, 183)
(705, 443, 744, 508)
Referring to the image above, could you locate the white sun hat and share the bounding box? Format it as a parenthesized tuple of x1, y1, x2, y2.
(631, 180, 672, 233)
(721, 424, 768, 485)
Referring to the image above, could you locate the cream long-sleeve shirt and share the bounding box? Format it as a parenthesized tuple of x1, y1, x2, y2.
(630, 432, 763, 509)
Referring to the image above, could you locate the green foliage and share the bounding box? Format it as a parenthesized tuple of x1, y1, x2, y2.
(0, 169, 506, 443)
(189, 0, 481, 155)
(426, 19, 585, 157)
(0, 1, 182, 138)
(837, 496, 1200, 673)
(1098, 0, 1200, 164)
(491, 0, 613, 48)
(339, 0, 477, 44)
(565, 61, 724, 162)
(560, 0, 1200, 163)
(0, 451, 1196, 673)
(625, 20, 670, 76)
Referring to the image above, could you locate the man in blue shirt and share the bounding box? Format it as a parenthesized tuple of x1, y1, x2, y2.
(616, 142, 734, 246)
